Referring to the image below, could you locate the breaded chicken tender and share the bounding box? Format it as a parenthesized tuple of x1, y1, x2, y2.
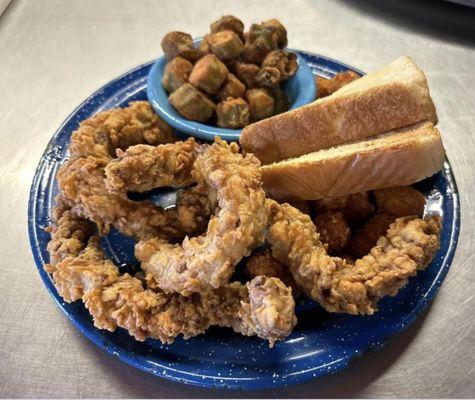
(105, 138, 199, 193)
(46, 203, 295, 346)
(135, 138, 268, 295)
(266, 200, 441, 315)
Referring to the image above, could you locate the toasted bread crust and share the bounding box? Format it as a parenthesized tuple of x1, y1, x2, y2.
(240, 56, 438, 164)
(261, 123, 445, 201)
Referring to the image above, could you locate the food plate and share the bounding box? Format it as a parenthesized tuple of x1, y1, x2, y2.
(28, 51, 460, 390)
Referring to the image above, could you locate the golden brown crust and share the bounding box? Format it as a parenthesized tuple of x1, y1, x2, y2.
(266, 200, 441, 315)
(240, 56, 438, 164)
(134, 138, 269, 295)
(105, 138, 199, 193)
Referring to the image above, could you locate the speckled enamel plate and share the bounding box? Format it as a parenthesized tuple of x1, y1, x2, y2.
(28, 51, 460, 390)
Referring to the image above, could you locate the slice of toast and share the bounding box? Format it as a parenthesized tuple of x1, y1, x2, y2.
(260, 122, 445, 201)
(240, 56, 438, 164)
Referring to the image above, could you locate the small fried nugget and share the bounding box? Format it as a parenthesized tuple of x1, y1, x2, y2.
(345, 212, 396, 260)
(246, 248, 300, 296)
(314, 192, 375, 226)
(315, 70, 361, 99)
(374, 186, 426, 217)
(314, 211, 351, 254)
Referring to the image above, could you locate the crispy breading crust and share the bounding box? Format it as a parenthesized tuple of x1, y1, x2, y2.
(104, 138, 199, 193)
(46, 203, 295, 346)
(267, 200, 441, 315)
(245, 248, 300, 296)
(135, 138, 269, 295)
(57, 102, 211, 241)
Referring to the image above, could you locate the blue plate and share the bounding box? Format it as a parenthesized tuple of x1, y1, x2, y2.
(28, 52, 460, 390)
(147, 40, 316, 141)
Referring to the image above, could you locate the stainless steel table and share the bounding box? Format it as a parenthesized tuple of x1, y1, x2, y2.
(1, 0, 474, 397)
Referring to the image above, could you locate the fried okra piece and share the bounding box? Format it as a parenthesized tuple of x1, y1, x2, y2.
(262, 19, 288, 48)
(246, 89, 275, 121)
(208, 30, 244, 61)
(345, 212, 396, 260)
(162, 57, 193, 93)
(255, 67, 281, 89)
(269, 87, 290, 115)
(216, 73, 246, 101)
(242, 23, 279, 64)
(189, 54, 229, 95)
(262, 50, 298, 81)
(374, 186, 426, 217)
(314, 211, 351, 255)
(233, 62, 260, 88)
(198, 34, 211, 56)
(216, 98, 250, 129)
(169, 83, 216, 122)
(161, 31, 199, 62)
(315, 70, 361, 98)
(210, 15, 245, 38)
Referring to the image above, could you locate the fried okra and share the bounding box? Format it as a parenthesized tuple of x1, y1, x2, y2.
(255, 67, 281, 88)
(217, 73, 246, 101)
(374, 186, 426, 217)
(169, 83, 216, 122)
(314, 211, 351, 254)
(162, 57, 193, 93)
(208, 30, 244, 61)
(189, 54, 229, 95)
(262, 19, 288, 47)
(269, 87, 289, 115)
(246, 89, 275, 121)
(233, 62, 260, 88)
(210, 15, 245, 38)
(161, 31, 199, 61)
(242, 23, 279, 64)
(262, 50, 298, 81)
(216, 98, 250, 129)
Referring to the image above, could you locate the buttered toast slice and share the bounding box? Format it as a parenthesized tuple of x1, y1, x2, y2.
(260, 122, 444, 201)
(241, 56, 438, 164)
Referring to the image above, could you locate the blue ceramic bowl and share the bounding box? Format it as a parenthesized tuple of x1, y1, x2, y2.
(147, 40, 316, 141)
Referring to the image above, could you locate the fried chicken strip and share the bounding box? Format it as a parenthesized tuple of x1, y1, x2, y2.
(46, 203, 295, 346)
(267, 200, 441, 315)
(104, 138, 199, 193)
(58, 155, 211, 240)
(57, 102, 212, 240)
(134, 138, 268, 295)
(69, 101, 176, 159)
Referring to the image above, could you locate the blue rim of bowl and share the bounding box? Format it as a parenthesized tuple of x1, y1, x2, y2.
(147, 40, 316, 141)
(27, 54, 460, 390)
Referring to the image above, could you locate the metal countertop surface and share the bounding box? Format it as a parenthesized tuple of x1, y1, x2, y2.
(0, 0, 474, 398)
